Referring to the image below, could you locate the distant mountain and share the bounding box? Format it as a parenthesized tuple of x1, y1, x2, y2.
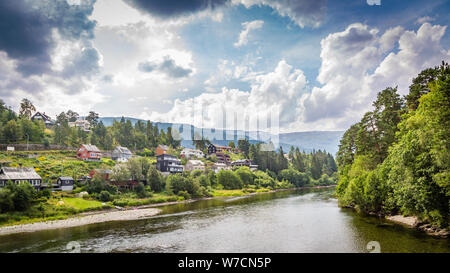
(99, 117, 344, 155)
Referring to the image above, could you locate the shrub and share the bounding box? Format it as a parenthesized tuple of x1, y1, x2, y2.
(99, 191, 112, 202)
(135, 182, 148, 198)
(216, 170, 243, 189)
(178, 190, 191, 200)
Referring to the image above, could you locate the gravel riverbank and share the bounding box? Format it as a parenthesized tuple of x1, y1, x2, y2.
(0, 208, 161, 236)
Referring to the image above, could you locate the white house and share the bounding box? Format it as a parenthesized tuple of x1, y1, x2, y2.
(68, 119, 91, 132)
(212, 162, 230, 173)
(111, 146, 132, 162)
(185, 160, 205, 171)
(181, 148, 204, 159)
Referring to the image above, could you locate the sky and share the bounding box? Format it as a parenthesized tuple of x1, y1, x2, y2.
(0, 0, 449, 133)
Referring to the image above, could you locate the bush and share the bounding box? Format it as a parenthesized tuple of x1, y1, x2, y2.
(6, 182, 37, 211)
(99, 191, 112, 202)
(135, 182, 148, 198)
(38, 189, 51, 199)
(235, 167, 254, 186)
(216, 170, 243, 189)
(0, 189, 14, 213)
(177, 190, 191, 200)
(147, 166, 164, 192)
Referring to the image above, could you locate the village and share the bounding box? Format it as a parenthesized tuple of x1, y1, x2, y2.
(0, 142, 259, 193)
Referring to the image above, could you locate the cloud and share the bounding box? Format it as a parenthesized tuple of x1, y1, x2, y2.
(148, 60, 307, 129)
(138, 56, 193, 78)
(416, 16, 435, 24)
(0, 0, 97, 76)
(124, 0, 228, 18)
(124, 0, 326, 28)
(298, 22, 449, 129)
(233, 0, 326, 28)
(234, 20, 264, 47)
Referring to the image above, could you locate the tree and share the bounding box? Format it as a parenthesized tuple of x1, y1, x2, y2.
(3, 120, 22, 143)
(66, 110, 79, 122)
(228, 141, 235, 148)
(217, 170, 243, 189)
(235, 167, 254, 186)
(111, 165, 131, 182)
(135, 182, 147, 198)
(238, 139, 250, 157)
(405, 61, 449, 110)
(147, 166, 164, 192)
(6, 182, 36, 211)
(192, 132, 210, 151)
(86, 111, 99, 126)
(19, 99, 35, 119)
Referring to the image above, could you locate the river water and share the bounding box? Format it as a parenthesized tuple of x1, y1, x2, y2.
(0, 187, 448, 253)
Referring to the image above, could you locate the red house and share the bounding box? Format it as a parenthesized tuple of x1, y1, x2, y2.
(77, 144, 102, 161)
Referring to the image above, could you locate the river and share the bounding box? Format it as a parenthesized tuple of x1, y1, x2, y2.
(0, 187, 448, 253)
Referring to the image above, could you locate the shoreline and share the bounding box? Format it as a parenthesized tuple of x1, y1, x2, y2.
(0, 208, 161, 236)
(385, 215, 449, 238)
(0, 185, 336, 236)
(340, 206, 449, 239)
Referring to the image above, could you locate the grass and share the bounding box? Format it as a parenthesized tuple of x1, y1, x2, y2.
(48, 197, 106, 211)
(0, 196, 113, 227)
(111, 192, 182, 207)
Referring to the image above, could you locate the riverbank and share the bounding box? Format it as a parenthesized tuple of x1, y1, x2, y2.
(0, 207, 161, 236)
(0, 185, 336, 236)
(340, 205, 449, 239)
(386, 215, 449, 238)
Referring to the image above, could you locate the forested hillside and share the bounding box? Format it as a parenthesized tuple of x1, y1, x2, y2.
(336, 61, 449, 228)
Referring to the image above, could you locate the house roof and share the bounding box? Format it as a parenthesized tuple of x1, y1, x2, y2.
(232, 159, 251, 164)
(0, 167, 41, 180)
(31, 111, 52, 121)
(80, 144, 100, 152)
(93, 169, 112, 174)
(113, 146, 132, 155)
(187, 160, 205, 166)
(58, 177, 74, 181)
(182, 148, 203, 153)
(158, 144, 169, 150)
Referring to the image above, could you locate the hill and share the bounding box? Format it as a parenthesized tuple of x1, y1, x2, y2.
(99, 117, 344, 155)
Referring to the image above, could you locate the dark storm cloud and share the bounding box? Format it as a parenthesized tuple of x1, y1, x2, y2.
(124, 0, 228, 18)
(0, 0, 97, 76)
(138, 56, 193, 78)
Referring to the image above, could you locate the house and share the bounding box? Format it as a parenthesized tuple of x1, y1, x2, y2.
(215, 152, 231, 165)
(156, 154, 184, 174)
(110, 180, 139, 190)
(89, 169, 112, 181)
(111, 146, 132, 162)
(55, 177, 74, 191)
(77, 144, 101, 161)
(211, 163, 230, 173)
(181, 148, 204, 159)
(0, 167, 42, 190)
(31, 112, 54, 128)
(185, 160, 205, 171)
(231, 159, 259, 171)
(231, 159, 252, 167)
(155, 144, 169, 156)
(207, 144, 232, 155)
(68, 119, 91, 132)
